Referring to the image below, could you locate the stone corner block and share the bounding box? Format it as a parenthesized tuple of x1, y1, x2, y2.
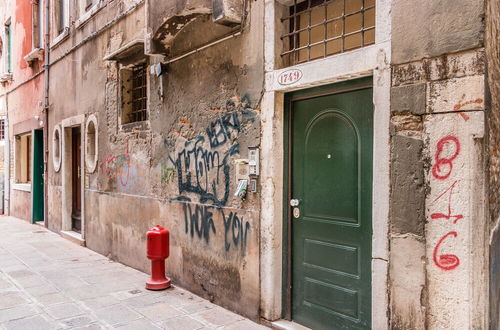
(390, 135, 425, 236)
(391, 83, 426, 115)
(389, 235, 426, 330)
(428, 75, 485, 114)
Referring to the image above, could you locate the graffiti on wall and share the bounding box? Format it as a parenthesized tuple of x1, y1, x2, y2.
(100, 140, 131, 187)
(166, 97, 256, 252)
(168, 140, 238, 207)
(180, 200, 250, 252)
(453, 98, 483, 121)
(100, 139, 146, 192)
(160, 162, 176, 184)
(430, 135, 463, 271)
(222, 210, 250, 252)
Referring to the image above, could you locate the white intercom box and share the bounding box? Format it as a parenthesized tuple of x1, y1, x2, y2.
(248, 147, 260, 177)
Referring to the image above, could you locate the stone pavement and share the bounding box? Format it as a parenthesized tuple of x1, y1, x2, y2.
(0, 216, 269, 330)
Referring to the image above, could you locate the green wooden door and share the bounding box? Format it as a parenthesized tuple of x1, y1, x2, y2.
(289, 81, 373, 329)
(32, 129, 44, 222)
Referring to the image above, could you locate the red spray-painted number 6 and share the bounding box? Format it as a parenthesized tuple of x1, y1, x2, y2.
(432, 136, 460, 180)
(433, 231, 460, 271)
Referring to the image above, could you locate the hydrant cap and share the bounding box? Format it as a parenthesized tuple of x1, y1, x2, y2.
(151, 225, 164, 232)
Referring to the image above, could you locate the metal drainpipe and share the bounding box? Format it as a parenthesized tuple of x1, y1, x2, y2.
(43, 0, 50, 227)
(4, 97, 9, 215)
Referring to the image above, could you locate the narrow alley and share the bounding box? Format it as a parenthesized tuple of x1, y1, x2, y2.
(0, 0, 499, 328)
(0, 216, 268, 330)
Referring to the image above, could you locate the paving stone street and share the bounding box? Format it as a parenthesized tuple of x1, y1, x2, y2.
(0, 216, 269, 330)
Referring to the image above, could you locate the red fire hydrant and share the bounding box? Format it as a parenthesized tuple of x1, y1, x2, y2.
(146, 225, 171, 290)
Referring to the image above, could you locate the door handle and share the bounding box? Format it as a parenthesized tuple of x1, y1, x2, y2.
(290, 199, 300, 207)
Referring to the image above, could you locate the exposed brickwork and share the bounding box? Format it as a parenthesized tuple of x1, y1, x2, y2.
(486, 0, 500, 328)
(486, 0, 500, 223)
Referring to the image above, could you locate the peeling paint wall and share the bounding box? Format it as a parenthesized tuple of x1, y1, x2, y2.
(47, 0, 263, 320)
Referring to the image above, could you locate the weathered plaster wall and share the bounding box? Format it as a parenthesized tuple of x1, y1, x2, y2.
(0, 0, 45, 221)
(47, 1, 146, 233)
(48, 0, 263, 320)
(392, 0, 484, 64)
(10, 189, 30, 220)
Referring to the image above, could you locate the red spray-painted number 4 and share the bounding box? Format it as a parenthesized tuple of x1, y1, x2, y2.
(430, 180, 464, 224)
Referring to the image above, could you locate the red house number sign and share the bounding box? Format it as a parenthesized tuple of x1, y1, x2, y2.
(277, 69, 302, 85)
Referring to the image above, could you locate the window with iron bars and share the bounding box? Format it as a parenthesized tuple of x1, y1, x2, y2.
(281, 0, 375, 67)
(0, 119, 5, 140)
(121, 63, 148, 125)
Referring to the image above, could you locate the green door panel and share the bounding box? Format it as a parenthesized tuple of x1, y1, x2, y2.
(32, 129, 44, 222)
(288, 81, 373, 329)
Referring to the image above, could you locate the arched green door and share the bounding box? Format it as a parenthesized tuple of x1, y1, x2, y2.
(288, 81, 373, 329)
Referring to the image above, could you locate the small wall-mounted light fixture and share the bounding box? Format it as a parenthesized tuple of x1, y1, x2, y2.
(150, 62, 167, 77)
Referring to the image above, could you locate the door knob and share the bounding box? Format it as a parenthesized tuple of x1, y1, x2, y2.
(290, 199, 300, 207)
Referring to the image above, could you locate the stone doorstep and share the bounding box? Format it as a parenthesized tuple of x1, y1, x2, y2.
(60, 231, 86, 247)
(34, 221, 46, 228)
(268, 320, 312, 330)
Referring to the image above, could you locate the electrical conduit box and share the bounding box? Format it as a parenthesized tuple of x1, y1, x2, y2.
(212, 0, 243, 26)
(248, 147, 259, 177)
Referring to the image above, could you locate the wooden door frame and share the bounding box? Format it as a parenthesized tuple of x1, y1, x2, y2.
(71, 126, 82, 231)
(30, 128, 44, 224)
(61, 114, 86, 241)
(282, 78, 374, 320)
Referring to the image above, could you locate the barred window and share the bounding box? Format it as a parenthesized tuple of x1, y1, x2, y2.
(281, 0, 375, 66)
(121, 63, 148, 125)
(0, 119, 5, 140)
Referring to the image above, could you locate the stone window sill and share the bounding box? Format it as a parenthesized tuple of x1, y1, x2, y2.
(23, 48, 44, 65)
(12, 183, 31, 192)
(50, 28, 70, 49)
(75, 1, 104, 29)
(120, 120, 149, 132)
(0, 72, 13, 83)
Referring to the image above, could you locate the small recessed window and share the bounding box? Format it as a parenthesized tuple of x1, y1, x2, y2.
(85, 115, 98, 173)
(4, 22, 12, 73)
(55, 0, 69, 36)
(79, 0, 97, 16)
(53, 125, 62, 172)
(32, 0, 43, 49)
(281, 0, 376, 66)
(120, 63, 148, 125)
(85, 0, 95, 11)
(15, 134, 32, 183)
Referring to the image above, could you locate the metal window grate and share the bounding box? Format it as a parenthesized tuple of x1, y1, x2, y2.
(0, 120, 5, 140)
(281, 0, 375, 66)
(129, 63, 148, 123)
